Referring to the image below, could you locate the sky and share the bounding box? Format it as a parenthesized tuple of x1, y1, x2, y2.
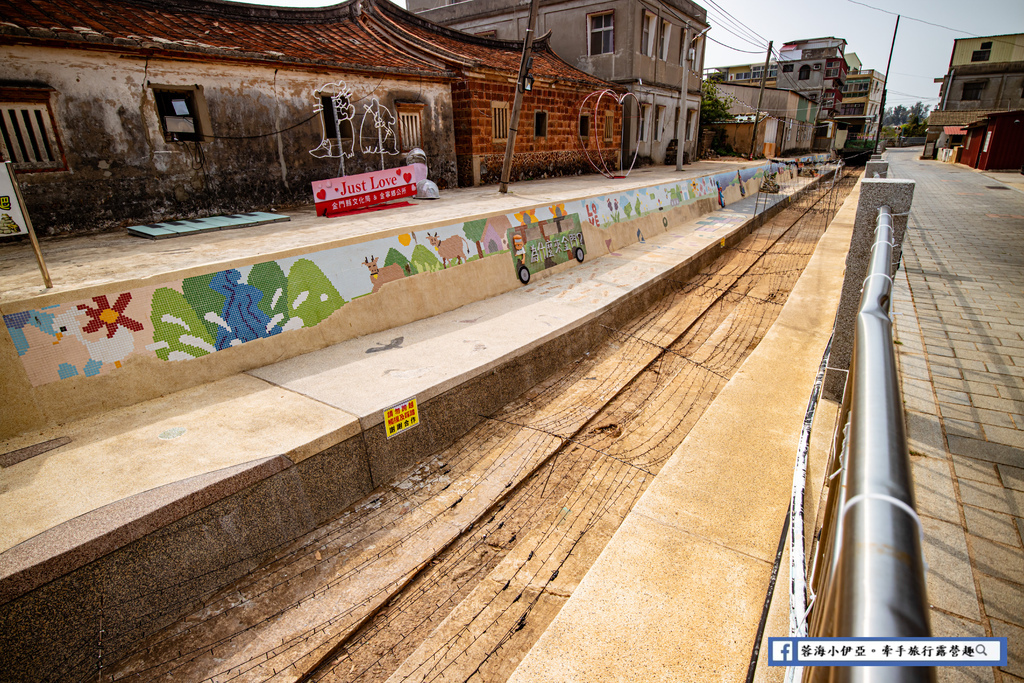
(233, 0, 1024, 113)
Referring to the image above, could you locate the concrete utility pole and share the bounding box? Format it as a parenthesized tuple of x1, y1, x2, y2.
(748, 40, 773, 160)
(873, 14, 899, 153)
(675, 26, 691, 171)
(499, 0, 541, 194)
(676, 25, 709, 171)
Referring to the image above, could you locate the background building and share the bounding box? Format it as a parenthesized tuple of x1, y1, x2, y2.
(927, 33, 1024, 156)
(711, 82, 818, 156)
(407, 0, 709, 165)
(774, 37, 847, 120)
(834, 53, 885, 143)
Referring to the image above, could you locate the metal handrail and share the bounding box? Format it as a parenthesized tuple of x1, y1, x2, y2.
(803, 205, 933, 682)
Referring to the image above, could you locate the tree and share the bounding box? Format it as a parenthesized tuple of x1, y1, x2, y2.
(700, 81, 734, 126)
(883, 104, 909, 127)
(909, 101, 931, 121)
(462, 218, 487, 259)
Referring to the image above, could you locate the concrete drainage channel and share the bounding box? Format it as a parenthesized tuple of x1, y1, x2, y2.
(63, 168, 860, 683)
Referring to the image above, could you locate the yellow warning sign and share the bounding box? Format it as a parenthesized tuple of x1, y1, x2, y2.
(384, 397, 419, 439)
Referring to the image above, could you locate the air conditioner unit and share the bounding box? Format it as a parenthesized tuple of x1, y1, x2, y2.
(813, 63, 821, 70)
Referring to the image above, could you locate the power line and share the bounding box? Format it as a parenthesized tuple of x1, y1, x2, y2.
(706, 33, 766, 54)
(846, 0, 1024, 49)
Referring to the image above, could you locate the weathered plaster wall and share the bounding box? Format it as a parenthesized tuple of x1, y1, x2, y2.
(1, 46, 457, 235)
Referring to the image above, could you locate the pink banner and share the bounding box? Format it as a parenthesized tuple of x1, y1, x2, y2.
(312, 163, 427, 216)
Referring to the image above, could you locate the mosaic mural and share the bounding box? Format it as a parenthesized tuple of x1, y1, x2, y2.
(4, 158, 827, 388)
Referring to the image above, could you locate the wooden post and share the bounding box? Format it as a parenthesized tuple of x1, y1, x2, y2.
(1, 162, 51, 288)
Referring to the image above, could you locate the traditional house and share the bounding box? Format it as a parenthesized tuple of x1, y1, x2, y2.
(0, 0, 617, 235)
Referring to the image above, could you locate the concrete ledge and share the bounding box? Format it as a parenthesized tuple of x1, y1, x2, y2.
(508, 174, 860, 683)
(0, 169, 827, 682)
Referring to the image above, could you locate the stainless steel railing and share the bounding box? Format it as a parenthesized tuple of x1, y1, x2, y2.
(803, 205, 934, 682)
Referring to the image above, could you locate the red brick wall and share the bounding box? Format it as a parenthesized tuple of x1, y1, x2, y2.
(452, 76, 622, 186)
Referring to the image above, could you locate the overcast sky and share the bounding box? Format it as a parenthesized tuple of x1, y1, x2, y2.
(236, 0, 1023, 112)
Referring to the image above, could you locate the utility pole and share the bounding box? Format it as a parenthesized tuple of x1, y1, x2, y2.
(873, 14, 899, 153)
(748, 40, 772, 160)
(499, 0, 541, 194)
(675, 26, 691, 171)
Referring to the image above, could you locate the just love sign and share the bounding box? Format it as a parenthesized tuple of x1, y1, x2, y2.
(312, 163, 427, 217)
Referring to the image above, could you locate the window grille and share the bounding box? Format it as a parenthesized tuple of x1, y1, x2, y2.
(492, 102, 509, 140)
(604, 112, 614, 142)
(398, 110, 422, 150)
(0, 101, 64, 171)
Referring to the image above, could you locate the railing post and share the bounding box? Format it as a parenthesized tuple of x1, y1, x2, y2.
(864, 160, 888, 178)
(823, 178, 915, 402)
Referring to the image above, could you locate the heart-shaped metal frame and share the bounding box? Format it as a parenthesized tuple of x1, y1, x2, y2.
(577, 89, 641, 179)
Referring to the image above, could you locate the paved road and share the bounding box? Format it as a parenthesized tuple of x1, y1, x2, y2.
(887, 148, 1024, 682)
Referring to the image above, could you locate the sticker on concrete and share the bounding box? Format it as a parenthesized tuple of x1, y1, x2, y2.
(384, 397, 419, 438)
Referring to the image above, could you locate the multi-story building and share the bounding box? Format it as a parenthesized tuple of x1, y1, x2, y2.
(707, 37, 846, 119)
(927, 33, 1024, 156)
(706, 61, 778, 86)
(406, 0, 710, 165)
(834, 52, 885, 143)
(774, 37, 847, 119)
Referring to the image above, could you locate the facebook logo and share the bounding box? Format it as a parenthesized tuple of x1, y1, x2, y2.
(770, 639, 797, 663)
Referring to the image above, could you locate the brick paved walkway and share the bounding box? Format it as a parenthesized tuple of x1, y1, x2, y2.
(887, 148, 1024, 683)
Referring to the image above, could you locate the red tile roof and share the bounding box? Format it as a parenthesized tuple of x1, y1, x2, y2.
(0, 0, 612, 88)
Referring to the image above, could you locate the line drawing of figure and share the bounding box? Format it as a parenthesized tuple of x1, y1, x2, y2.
(310, 81, 356, 176)
(359, 97, 400, 170)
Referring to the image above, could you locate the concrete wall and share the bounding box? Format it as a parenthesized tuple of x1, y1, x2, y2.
(940, 62, 1024, 112)
(0, 161, 810, 439)
(0, 45, 458, 235)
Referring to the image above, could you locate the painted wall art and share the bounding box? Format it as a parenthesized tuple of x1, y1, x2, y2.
(4, 157, 829, 388)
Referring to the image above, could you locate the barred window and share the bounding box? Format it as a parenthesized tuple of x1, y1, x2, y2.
(396, 102, 424, 151)
(491, 102, 509, 140)
(0, 89, 66, 172)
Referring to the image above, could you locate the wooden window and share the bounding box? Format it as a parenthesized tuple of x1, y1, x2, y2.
(492, 102, 509, 140)
(151, 84, 211, 143)
(641, 11, 656, 57)
(396, 103, 424, 151)
(589, 12, 613, 55)
(658, 20, 671, 61)
(534, 110, 548, 137)
(654, 105, 664, 141)
(604, 112, 614, 142)
(0, 88, 66, 172)
(639, 104, 650, 141)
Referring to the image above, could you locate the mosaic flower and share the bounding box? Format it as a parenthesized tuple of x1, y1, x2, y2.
(78, 294, 144, 339)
